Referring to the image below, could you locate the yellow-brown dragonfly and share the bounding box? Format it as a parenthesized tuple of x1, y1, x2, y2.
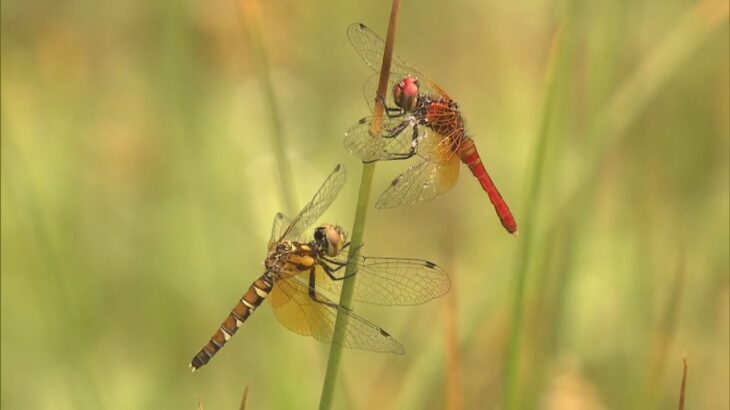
(190, 164, 450, 371)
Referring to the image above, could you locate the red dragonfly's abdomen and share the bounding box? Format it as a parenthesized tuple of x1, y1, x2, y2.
(422, 98, 517, 234)
(190, 276, 273, 371)
(459, 137, 518, 234)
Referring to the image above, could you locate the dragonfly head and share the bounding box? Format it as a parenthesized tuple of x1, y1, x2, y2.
(313, 224, 347, 257)
(394, 75, 420, 112)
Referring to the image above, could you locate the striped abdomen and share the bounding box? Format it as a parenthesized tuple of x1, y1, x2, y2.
(190, 276, 273, 371)
(459, 137, 518, 234)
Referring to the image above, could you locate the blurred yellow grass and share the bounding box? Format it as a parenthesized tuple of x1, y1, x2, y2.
(1, 0, 728, 409)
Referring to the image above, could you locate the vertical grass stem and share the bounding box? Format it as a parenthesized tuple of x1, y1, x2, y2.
(503, 28, 564, 410)
(318, 1, 402, 408)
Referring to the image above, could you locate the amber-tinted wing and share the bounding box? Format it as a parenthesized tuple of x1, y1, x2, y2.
(311, 255, 450, 306)
(280, 164, 346, 243)
(269, 273, 405, 354)
(375, 149, 461, 209)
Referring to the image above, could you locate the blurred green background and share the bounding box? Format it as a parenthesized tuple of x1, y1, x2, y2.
(2, 0, 728, 409)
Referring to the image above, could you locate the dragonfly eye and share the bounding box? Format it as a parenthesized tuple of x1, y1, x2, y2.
(314, 226, 326, 243)
(393, 75, 419, 112)
(317, 224, 345, 257)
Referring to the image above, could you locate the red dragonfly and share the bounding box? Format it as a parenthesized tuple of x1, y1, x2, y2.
(344, 23, 517, 234)
(190, 164, 450, 371)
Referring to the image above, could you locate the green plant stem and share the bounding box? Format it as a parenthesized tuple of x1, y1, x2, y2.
(319, 1, 401, 408)
(504, 28, 564, 410)
(241, 0, 298, 214)
(318, 162, 376, 410)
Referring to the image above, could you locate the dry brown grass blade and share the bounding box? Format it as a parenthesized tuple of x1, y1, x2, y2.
(443, 289, 463, 410)
(240, 383, 250, 410)
(678, 358, 687, 410)
(441, 213, 463, 410)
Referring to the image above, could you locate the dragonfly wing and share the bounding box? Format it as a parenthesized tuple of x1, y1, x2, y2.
(269, 273, 405, 354)
(347, 23, 412, 75)
(344, 115, 428, 162)
(375, 152, 460, 209)
(282, 164, 346, 242)
(268, 213, 293, 249)
(362, 72, 390, 112)
(313, 255, 450, 306)
(350, 24, 445, 103)
(350, 256, 451, 305)
(424, 77, 452, 100)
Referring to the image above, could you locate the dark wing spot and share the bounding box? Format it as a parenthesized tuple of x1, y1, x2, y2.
(424, 261, 437, 269)
(379, 328, 391, 337)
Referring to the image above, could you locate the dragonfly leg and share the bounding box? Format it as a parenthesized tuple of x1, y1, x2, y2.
(410, 124, 421, 149)
(307, 268, 350, 309)
(320, 257, 347, 269)
(385, 152, 418, 161)
(333, 242, 363, 254)
(320, 243, 365, 264)
(375, 93, 405, 119)
(319, 260, 357, 280)
(383, 120, 410, 139)
(385, 106, 406, 119)
(381, 126, 420, 161)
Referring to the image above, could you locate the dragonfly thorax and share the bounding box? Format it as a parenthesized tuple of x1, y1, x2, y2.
(313, 224, 347, 257)
(423, 97, 464, 138)
(264, 241, 296, 274)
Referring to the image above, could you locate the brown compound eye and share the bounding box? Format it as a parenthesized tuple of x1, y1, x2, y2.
(312, 224, 346, 256)
(323, 225, 346, 257)
(314, 226, 326, 243)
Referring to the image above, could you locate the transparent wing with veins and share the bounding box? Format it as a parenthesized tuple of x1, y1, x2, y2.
(344, 111, 457, 164)
(347, 23, 448, 111)
(347, 23, 413, 76)
(268, 212, 292, 249)
(279, 164, 346, 243)
(344, 115, 430, 163)
(312, 253, 451, 306)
